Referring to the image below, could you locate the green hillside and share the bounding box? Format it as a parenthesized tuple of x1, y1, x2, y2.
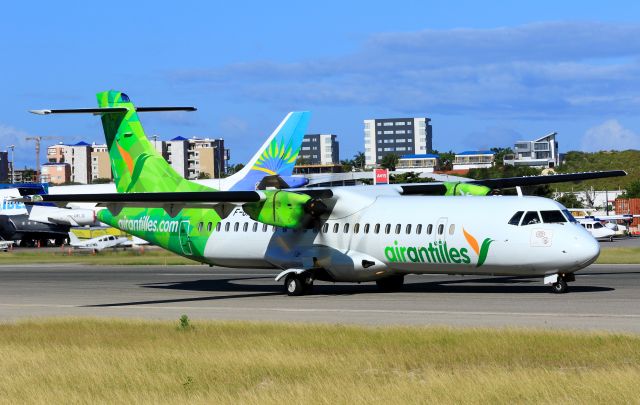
(555, 150, 640, 192)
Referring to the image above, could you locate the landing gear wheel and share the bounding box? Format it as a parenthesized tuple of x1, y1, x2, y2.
(285, 274, 305, 296)
(376, 275, 405, 292)
(551, 278, 568, 294)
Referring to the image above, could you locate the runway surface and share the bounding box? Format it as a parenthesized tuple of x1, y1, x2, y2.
(0, 263, 638, 333)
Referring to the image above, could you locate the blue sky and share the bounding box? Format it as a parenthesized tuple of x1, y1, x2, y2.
(2, 0, 640, 168)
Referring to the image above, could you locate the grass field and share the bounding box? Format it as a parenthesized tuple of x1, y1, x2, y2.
(0, 319, 638, 404)
(0, 249, 194, 265)
(596, 246, 640, 264)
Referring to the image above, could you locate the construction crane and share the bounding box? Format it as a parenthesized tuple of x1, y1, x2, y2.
(25, 136, 62, 182)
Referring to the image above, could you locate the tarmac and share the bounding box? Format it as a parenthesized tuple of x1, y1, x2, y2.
(0, 260, 638, 333)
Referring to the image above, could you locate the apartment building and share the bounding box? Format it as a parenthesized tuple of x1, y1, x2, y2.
(364, 117, 433, 167)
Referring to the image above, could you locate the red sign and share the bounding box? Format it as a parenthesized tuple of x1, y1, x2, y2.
(374, 168, 389, 185)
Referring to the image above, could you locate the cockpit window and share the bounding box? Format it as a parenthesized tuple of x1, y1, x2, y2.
(540, 210, 567, 223)
(508, 211, 524, 225)
(561, 209, 578, 223)
(593, 222, 604, 229)
(521, 211, 541, 225)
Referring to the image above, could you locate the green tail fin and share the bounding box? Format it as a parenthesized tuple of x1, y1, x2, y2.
(96, 91, 212, 193)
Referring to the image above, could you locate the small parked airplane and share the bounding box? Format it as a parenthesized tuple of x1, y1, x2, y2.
(67, 232, 129, 251)
(0, 240, 14, 251)
(576, 218, 616, 241)
(28, 90, 627, 295)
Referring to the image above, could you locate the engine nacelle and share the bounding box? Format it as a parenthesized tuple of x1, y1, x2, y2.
(243, 190, 312, 229)
(46, 209, 97, 226)
(443, 182, 491, 196)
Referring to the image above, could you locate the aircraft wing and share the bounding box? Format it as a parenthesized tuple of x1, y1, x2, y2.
(400, 170, 626, 196)
(27, 189, 333, 207)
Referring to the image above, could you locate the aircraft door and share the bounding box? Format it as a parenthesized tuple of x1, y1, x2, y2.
(435, 217, 448, 242)
(179, 220, 193, 255)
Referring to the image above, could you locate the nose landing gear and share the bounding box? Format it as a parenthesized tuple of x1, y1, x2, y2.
(545, 273, 575, 294)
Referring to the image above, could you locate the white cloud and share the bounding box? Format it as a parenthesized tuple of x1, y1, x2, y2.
(581, 120, 640, 152)
(170, 22, 640, 118)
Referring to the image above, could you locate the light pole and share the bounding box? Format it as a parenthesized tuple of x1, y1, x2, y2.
(8, 145, 15, 184)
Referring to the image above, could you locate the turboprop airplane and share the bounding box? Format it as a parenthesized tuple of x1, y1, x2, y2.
(28, 91, 627, 295)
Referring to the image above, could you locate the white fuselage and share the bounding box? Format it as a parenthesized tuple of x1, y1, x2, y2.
(198, 187, 599, 282)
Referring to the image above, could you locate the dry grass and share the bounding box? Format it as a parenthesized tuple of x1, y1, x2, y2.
(0, 249, 194, 265)
(0, 318, 637, 404)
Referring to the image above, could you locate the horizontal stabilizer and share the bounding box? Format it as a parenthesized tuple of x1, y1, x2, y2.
(29, 107, 196, 115)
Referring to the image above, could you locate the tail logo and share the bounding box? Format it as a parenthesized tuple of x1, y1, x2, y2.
(116, 141, 134, 176)
(252, 138, 298, 175)
(463, 228, 493, 267)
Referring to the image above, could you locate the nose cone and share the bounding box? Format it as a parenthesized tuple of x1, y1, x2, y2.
(577, 232, 600, 267)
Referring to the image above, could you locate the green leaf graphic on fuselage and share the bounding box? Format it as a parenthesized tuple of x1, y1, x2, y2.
(477, 238, 494, 267)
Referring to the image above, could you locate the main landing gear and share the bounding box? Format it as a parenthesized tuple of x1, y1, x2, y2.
(282, 271, 314, 296)
(545, 273, 575, 294)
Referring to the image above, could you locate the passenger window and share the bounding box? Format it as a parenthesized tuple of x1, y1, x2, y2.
(416, 224, 422, 234)
(437, 224, 444, 235)
(521, 211, 541, 225)
(385, 224, 391, 234)
(263, 224, 268, 232)
(225, 222, 230, 232)
(406, 224, 412, 234)
(252, 223, 258, 232)
(206, 222, 212, 232)
(354, 224, 360, 234)
(427, 224, 433, 235)
(272, 226, 276, 232)
(198, 222, 203, 232)
(344, 223, 349, 233)
(234, 223, 239, 232)
(508, 211, 524, 226)
(449, 224, 455, 235)
(540, 210, 567, 223)
(243, 223, 248, 232)
(216, 222, 221, 232)
(364, 224, 370, 234)
(395, 224, 401, 234)
(333, 223, 339, 233)
(374, 224, 380, 234)
(322, 223, 329, 233)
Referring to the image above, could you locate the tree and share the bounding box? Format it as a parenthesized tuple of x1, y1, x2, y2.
(555, 193, 583, 208)
(353, 151, 365, 171)
(490, 147, 514, 166)
(226, 163, 244, 175)
(433, 150, 454, 171)
(197, 172, 211, 179)
(620, 180, 640, 198)
(380, 153, 399, 171)
(390, 172, 433, 184)
(340, 159, 354, 172)
(91, 178, 112, 184)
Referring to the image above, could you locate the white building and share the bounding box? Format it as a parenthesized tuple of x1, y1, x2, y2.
(396, 154, 439, 173)
(298, 134, 339, 165)
(164, 136, 226, 179)
(364, 117, 432, 168)
(453, 150, 495, 170)
(503, 132, 559, 168)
